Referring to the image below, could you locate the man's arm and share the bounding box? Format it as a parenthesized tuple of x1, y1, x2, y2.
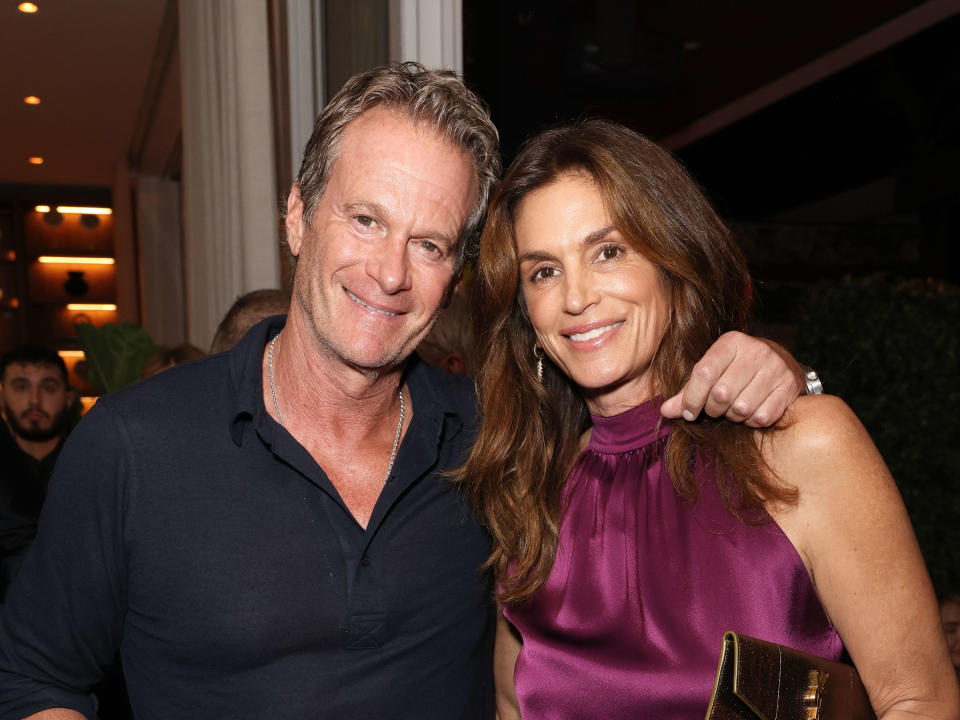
(23, 711, 86, 720)
(660, 331, 804, 427)
(0, 404, 128, 720)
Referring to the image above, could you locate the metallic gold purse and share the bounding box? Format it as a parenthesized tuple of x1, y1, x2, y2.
(705, 632, 876, 720)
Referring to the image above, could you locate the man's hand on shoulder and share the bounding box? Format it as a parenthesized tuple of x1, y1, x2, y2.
(660, 331, 803, 428)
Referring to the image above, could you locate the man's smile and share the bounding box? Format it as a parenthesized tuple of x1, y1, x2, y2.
(345, 288, 403, 317)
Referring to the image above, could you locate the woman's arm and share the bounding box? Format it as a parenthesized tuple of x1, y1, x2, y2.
(494, 609, 522, 720)
(765, 395, 959, 720)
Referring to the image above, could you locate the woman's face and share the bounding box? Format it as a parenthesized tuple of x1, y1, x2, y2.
(515, 174, 670, 416)
(942, 599, 960, 670)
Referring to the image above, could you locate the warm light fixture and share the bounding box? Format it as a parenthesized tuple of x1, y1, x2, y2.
(80, 396, 98, 413)
(67, 303, 117, 311)
(55, 206, 112, 215)
(57, 350, 86, 359)
(35, 205, 113, 216)
(39, 255, 115, 265)
(18, 2, 39, 13)
(24, 96, 41, 105)
(28, 156, 43, 165)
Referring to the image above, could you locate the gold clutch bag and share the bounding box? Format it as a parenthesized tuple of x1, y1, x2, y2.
(705, 632, 876, 720)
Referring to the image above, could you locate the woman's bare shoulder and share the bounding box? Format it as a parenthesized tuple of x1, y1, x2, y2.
(760, 394, 882, 494)
(773, 393, 863, 447)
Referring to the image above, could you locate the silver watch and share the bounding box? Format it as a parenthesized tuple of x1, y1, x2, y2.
(801, 365, 823, 395)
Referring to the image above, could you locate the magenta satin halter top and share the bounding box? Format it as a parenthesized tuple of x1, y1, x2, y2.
(503, 397, 842, 720)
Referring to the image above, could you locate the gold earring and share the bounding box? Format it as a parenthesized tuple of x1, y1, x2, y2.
(533, 344, 544, 383)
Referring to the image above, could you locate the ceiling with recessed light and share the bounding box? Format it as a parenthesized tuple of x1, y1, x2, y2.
(0, 0, 167, 187)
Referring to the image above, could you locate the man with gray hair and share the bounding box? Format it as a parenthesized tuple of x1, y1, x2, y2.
(0, 63, 804, 720)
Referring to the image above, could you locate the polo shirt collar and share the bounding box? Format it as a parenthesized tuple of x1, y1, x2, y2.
(226, 314, 465, 446)
(227, 314, 282, 446)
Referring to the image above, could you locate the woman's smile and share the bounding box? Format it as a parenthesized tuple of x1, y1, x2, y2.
(563, 320, 624, 344)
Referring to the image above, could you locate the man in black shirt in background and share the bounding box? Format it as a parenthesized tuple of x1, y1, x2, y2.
(0, 345, 74, 600)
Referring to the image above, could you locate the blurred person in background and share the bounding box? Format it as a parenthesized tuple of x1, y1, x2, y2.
(940, 593, 960, 683)
(0, 345, 74, 600)
(209, 288, 292, 354)
(416, 287, 473, 375)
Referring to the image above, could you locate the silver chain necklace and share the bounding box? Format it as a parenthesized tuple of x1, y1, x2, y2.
(267, 333, 405, 485)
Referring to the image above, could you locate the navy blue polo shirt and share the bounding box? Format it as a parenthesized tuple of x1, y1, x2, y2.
(0, 317, 495, 719)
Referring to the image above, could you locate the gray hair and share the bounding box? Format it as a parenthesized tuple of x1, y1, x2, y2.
(290, 62, 500, 273)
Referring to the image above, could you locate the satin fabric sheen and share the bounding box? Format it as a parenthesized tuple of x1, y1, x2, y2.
(503, 397, 841, 720)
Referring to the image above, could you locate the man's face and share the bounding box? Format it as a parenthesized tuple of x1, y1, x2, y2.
(286, 107, 478, 371)
(1, 362, 72, 442)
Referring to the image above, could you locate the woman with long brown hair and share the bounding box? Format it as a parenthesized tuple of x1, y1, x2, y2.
(460, 119, 958, 719)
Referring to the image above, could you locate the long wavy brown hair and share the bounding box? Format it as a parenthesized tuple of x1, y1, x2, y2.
(458, 119, 796, 605)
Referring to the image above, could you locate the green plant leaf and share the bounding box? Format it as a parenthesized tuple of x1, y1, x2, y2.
(76, 322, 158, 394)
